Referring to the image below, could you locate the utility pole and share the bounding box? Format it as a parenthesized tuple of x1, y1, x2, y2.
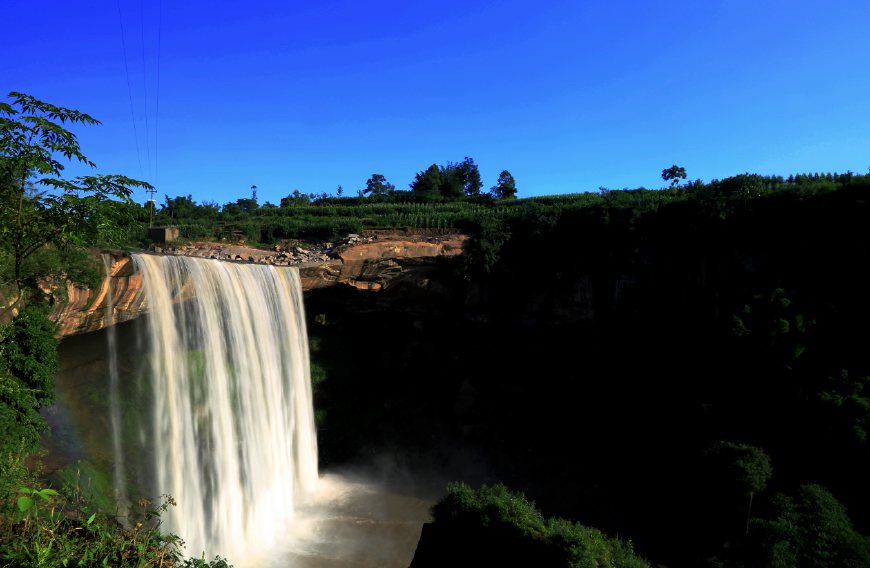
(146, 186, 157, 227)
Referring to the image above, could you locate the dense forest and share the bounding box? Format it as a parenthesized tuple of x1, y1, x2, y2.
(300, 171, 870, 567)
(3, 91, 869, 566)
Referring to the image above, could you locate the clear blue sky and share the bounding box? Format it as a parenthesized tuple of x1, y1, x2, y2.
(4, 0, 869, 205)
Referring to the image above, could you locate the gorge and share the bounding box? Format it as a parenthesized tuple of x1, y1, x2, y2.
(31, 182, 870, 567)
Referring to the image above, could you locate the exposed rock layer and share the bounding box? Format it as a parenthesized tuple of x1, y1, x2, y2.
(46, 235, 467, 338)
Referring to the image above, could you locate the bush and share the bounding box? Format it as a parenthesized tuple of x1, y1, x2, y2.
(0, 473, 234, 568)
(0, 305, 58, 454)
(754, 484, 870, 568)
(0, 434, 234, 567)
(427, 482, 650, 568)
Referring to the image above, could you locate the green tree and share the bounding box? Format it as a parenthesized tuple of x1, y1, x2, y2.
(0, 304, 57, 453)
(732, 288, 812, 372)
(410, 163, 443, 199)
(716, 173, 767, 200)
(161, 194, 205, 220)
(0, 92, 147, 297)
(819, 370, 870, 445)
(454, 157, 483, 196)
(490, 170, 517, 200)
(661, 164, 687, 188)
(0, 92, 145, 453)
(706, 441, 773, 534)
(409, 158, 482, 200)
(280, 189, 309, 207)
(362, 173, 396, 196)
(439, 164, 466, 199)
(755, 485, 870, 568)
(429, 482, 651, 568)
(233, 197, 259, 213)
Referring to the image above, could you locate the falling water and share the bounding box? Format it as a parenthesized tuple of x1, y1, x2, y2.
(102, 254, 129, 518)
(129, 254, 318, 561)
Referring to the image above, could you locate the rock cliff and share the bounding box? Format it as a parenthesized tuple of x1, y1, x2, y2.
(41, 234, 467, 338)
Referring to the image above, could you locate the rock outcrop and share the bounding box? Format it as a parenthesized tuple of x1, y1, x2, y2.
(44, 234, 468, 338)
(52, 254, 144, 338)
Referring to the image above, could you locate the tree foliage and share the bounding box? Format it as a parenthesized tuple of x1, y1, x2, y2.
(0, 91, 147, 459)
(161, 194, 218, 221)
(409, 158, 483, 200)
(490, 170, 517, 199)
(661, 164, 687, 188)
(0, 91, 148, 294)
(426, 482, 650, 568)
(454, 157, 483, 196)
(363, 173, 396, 196)
(715, 173, 767, 200)
(706, 441, 772, 498)
(279, 189, 309, 208)
(410, 163, 447, 199)
(0, 304, 57, 453)
(731, 288, 812, 372)
(819, 370, 870, 444)
(754, 485, 870, 568)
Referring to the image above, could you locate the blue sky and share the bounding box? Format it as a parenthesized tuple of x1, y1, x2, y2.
(4, 0, 869, 205)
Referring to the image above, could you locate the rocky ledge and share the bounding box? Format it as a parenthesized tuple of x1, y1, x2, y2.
(43, 233, 468, 338)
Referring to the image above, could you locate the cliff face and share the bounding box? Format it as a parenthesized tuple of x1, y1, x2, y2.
(47, 235, 468, 338)
(52, 254, 144, 337)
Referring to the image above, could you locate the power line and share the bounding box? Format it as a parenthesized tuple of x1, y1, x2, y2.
(116, 0, 144, 180)
(155, 0, 162, 191)
(140, 0, 152, 181)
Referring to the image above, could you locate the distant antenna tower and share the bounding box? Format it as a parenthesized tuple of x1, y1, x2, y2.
(146, 186, 157, 227)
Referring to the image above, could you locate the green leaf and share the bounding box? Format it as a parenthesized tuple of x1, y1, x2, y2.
(37, 488, 59, 499)
(17, 495, 34, 513)
(87, 512, 96, 526)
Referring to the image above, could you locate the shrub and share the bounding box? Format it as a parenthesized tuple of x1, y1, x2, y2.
(429, 482, 650, 568)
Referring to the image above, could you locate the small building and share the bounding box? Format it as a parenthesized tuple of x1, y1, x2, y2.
(148, 226, 180, 244)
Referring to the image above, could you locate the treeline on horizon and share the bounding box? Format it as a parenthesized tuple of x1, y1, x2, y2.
(145, 157, 517, 243)
(140, 167, 869, 249)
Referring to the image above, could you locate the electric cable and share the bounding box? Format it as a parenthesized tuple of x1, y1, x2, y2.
(155, 0, 163, 191)
(140, 0, 152, 180)
(116, 0, 144, 179)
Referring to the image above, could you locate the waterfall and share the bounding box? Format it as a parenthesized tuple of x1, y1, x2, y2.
(128, 254, 318, 561)
(102, 254, 129, 519)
